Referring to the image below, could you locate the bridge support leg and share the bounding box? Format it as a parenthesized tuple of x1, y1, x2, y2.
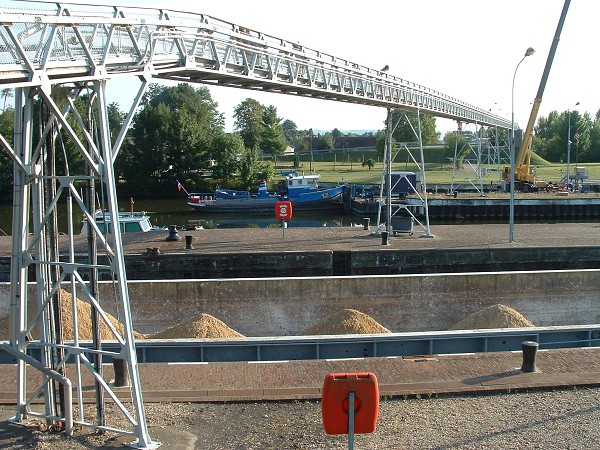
(2, 81, 158, 448)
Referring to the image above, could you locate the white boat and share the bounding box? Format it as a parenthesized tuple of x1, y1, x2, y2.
(80, 211, 154, 234)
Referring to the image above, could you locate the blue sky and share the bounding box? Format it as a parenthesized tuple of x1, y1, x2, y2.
(99, 0, 596, 136)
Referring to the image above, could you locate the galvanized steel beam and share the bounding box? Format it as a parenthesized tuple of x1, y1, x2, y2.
(2, 325, 599, 365)
(0, 2, 511, 128)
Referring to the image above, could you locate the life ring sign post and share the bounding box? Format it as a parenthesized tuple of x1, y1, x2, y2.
(322, 372, 379, 449)
(275, 201, 293, 238)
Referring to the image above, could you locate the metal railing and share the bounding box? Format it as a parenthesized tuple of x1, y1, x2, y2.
(0, 1, 511, 127)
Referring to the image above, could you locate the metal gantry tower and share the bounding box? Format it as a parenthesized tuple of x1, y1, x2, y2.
(449, 122, 511, 195)
(374, 109, 433, 238)
(2, 79, 157, 446)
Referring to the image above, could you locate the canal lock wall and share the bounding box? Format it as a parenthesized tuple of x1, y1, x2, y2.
(1, 269, 599, 336)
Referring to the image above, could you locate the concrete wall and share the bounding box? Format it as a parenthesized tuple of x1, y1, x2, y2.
(3, 246, 599, 281)
(2, 269, 599, 336)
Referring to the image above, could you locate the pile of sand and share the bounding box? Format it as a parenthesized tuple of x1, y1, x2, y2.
(0, 288, 144, 341)
(450, 304, 534, 330)
(149, 313, 244, 339)
(302, 309, 391, 335)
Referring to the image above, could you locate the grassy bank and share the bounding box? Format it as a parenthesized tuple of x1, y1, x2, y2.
(275, 148, 600, 186)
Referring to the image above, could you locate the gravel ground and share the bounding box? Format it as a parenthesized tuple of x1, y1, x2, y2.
(1, 386, 599, 449)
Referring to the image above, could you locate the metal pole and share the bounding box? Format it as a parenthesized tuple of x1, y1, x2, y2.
(95, 80, 155, 448)
(510, 54, 528, 243)
(476, 122, 484, 195)
(450, 122, 460, 194)
(348, 391, 355, 450)
(566, 102, 578, 188)
(416, 108, 433, 237)
(385, 109, 392, 233)
(567, 111, 571, 187)
(10, 87, 31, 421)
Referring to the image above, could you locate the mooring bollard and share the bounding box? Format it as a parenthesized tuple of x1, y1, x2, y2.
(112, 358, 129, 387)
(381, 231, 389, 246)
(521, 341, 539, 373)
(166, 225, 181, 241)
(362, 217, 370, 230)
(185, 235, 193, 250)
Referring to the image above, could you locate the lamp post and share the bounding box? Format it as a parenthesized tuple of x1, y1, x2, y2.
(566, 102, 580, 188)
(510, 46, 535, 243)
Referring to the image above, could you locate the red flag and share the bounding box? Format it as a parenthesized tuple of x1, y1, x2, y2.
(177, 181, 183, 191)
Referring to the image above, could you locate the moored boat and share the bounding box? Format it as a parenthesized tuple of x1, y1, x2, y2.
(81, 210, 155, 234)
(187, 172, 346, 213)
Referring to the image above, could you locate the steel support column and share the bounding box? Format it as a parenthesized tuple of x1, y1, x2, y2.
(2, 81, 158, 448)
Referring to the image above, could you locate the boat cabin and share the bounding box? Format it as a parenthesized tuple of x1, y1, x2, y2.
(286, 173, 319, 197)
(81, 211, 153, 235)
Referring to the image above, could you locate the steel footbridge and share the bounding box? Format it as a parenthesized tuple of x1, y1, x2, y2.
(1, 1, 510, 127)
(0, 1, 512, 447)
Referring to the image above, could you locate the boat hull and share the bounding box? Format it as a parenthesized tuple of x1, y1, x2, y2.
(188, 187, 345, 214)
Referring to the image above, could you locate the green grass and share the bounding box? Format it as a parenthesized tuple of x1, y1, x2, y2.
(274, 150, 600, 186)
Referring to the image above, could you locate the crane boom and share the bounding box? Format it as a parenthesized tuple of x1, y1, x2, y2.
(515, 0, 571, 186)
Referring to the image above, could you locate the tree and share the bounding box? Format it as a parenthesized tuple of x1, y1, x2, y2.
(239, 146, 273, 188)
(1, 89, 13, 112)
(390, 111, 439, 145)
(375, 130, 394, 159)
(483, 126, 507, 142)
(261, 105, 287, 157)
(210, 132, 245, 181)
(234, 98, 265, 152)
(122, 102, 170, 192)
(443, 131, 470, 168)
(0, 108, 14, 199)
(589, 111, 600, 162)
(281, 119, 298, 146)
(107, 102, 125, 147)
(316, 132, 334, 150)
(533, 110, 595, 163)
(123, 83, 224, 193)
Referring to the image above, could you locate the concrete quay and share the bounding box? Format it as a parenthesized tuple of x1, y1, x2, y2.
(1, 222, 599, 336)
(1, 221, 599, 281)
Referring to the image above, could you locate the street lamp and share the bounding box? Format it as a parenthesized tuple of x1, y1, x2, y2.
(566, 102, 580, 188)
(510, 46, 535, 243)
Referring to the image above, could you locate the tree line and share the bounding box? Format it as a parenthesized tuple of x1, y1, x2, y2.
(0, 83, 440, 198)
(442, 108, 600, 167)
(2, 82, 596, 200)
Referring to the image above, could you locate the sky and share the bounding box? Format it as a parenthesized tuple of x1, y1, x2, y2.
(98, 0, 595, 136)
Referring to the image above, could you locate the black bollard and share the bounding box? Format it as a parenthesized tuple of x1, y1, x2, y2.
(521, 341, 539, 373)
(381, 231, 389, 246)
(185, 235, 193, 250)
(166, 225, 181, 241)
(112, 358, 129, 387)
(362, 217, 370, 230)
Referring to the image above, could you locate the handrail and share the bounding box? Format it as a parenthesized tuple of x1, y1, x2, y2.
(0, 1, 512, 128)
(0, 342, 73, 435)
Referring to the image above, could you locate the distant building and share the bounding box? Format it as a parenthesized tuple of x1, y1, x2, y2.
(333, 136, 377, 149)
(258, 145, 295, 158)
